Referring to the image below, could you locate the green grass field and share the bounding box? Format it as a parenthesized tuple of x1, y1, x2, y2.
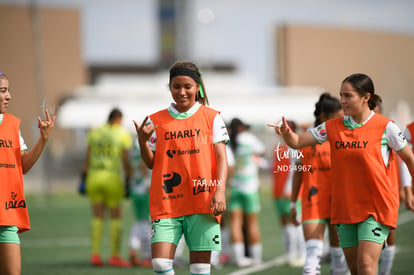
(20, 185, 414, 275)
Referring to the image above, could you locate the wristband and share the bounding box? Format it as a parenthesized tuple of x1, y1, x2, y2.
(78, 172, 87, 195)
(290, 201, 296, 209)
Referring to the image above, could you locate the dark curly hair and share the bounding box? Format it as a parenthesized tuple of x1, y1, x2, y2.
(313, 92, 342, 126)
(342, 73, 382, 110)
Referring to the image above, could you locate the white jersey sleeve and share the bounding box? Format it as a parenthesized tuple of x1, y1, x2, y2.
(380, 121, 406, 167)
(400, 126, 412, 187)
(385, 121, 407, 152)
(213, 114, 230, 144)
(309, 122, 328, 144)
(20, 131, 28, 151)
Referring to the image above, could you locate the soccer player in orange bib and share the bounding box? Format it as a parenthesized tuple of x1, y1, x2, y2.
(133, 61, 229, 275)
(268, 73, 414, 275)
(0, 72, 55, 275)
(289, 93, 347, 274)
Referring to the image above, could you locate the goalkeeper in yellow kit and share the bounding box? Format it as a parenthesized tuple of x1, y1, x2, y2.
(82, 108, 132, 267)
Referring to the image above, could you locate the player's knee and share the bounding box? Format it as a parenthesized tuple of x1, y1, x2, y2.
(358, 256, 376, 275)
(152, 258, 174, 274)
(190, 263, 211, 274)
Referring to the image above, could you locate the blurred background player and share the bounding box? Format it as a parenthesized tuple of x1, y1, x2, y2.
(82, 107, 132, 267)
(228, 117, 265, 267)
(290, 93, 347, 274)
(128, 138, 152, 267)
(272, 120, 306, 267)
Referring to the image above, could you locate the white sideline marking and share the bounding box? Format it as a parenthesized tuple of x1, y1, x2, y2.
(229, 211, 414, 275)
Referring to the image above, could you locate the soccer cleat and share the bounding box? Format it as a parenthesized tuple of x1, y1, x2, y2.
(90, 254, 104, 267)
(109, 256, 132, 267)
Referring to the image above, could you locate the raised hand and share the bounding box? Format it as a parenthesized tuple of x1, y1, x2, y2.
(37, 109, 55, 141)
(267, 116, 291, 135)
(133, 116, 155, 144)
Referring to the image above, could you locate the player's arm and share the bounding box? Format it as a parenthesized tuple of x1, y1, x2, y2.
(133, 117, 155, 169)
(21, 109, 55, 174)
(290, 169, 302, 226)
(268, 117, 318, 149)
(388, 122, 414, 210)
(396, 145, 414, 210)
(211, 141, 228, 216)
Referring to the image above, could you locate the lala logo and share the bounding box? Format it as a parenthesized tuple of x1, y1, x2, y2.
(5, 192, 26, 210)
